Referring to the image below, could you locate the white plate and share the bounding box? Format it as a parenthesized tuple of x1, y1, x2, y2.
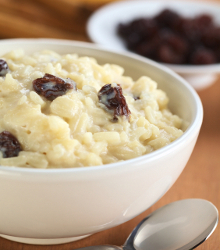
(87, 0, 220, 90)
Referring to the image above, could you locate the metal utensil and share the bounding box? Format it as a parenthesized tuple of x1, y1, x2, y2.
(76, 199, 218, 250)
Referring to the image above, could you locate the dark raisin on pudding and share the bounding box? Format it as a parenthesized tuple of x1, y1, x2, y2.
(0, 59, 9, 76)
(98, 84, 131, 122)
(33, 73, 76, 101)
(0, 131, 22, 158)
(117, 9, 220, 65)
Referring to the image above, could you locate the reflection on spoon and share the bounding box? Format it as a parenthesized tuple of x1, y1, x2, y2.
(76, 199, 218, 250)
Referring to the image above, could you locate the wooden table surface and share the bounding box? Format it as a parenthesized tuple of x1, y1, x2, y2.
(0, 0, 219, 249)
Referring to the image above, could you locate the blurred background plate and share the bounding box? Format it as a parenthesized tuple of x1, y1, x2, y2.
(87, 0, 220, 90)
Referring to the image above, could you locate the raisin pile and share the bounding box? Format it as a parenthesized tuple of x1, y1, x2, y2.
(0, 59, 9, 76)
(33, 73, 76, 101)
(98, 84, 131, 121)
(117, 9, 220, 65)
(0, 131, 22, 158)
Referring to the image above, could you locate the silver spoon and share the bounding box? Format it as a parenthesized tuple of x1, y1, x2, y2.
(76, 199, 218, 250)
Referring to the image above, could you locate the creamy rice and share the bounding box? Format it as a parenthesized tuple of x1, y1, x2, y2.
(0, 49, 184, 168)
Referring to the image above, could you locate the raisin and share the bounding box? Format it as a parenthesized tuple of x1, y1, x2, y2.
(162, 31, 188, 54)
(0, 59, 9, 76)
(202, 27, 220, 48)
(0, 131, 22, 158)
(117, 9, 219, 65)
(157, 44, 184, 64)
(154, 9, 181, 29)
(155, 30, 189, 64)
(98, 84, 131, 121)
(214, 47, 220, 62)
(118, 18, 158, 50)
(33, 73, 76, 101)
(135, 36, 160, 59)
(194, 14, 214, 27)
(190, 48, 217, 64)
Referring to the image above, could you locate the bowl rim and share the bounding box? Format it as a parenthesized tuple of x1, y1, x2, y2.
(0, 38, 203, 174)
(87, 0, 220, 74)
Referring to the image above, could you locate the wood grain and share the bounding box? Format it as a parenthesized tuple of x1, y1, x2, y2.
(0, 0, 219, 249)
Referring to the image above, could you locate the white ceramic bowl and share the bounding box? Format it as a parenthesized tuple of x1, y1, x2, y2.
(87, 0, 220, 90)
(0, 39, 203, 245)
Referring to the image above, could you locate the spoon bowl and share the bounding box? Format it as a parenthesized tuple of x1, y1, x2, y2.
(78, 199, 218, 250)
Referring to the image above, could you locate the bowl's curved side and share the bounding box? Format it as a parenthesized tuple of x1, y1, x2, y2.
(0, 39, 203, 239)
(0, 131, 199, 238)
